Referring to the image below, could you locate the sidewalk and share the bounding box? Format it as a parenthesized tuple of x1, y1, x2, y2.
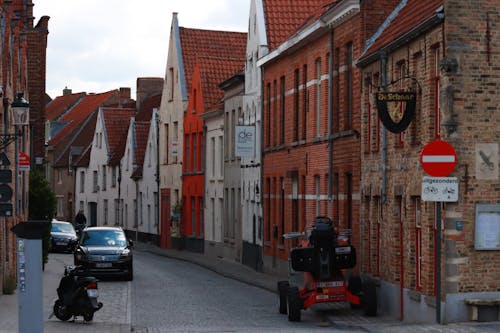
(136, 242, 500, 333)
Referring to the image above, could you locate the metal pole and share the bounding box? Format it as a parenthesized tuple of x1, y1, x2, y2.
(436, 202, 441, 324)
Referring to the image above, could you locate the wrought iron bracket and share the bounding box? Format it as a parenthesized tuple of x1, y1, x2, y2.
(0, 133, 20, 150)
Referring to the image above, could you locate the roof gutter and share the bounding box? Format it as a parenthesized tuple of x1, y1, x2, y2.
(257, 0, 359, 67)
(357, 6, 445, 68)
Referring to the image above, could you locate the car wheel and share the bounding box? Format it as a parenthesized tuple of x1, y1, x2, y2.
(348, 275, 362, 309)
(363, 281, 377, 316)
(83, 312, 94, 322)
(278, 280, 289, 314)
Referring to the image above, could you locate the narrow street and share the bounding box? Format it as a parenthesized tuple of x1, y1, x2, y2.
(130, 249, 360, 332)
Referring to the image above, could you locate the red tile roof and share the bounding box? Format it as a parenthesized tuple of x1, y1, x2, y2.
(48, 91, 116, 146)
(263, 0, 332, 50)
(102, 108, 135, 166)
(54, 111, 98, 168)
(197, 56, 245, 109)
(135, 93, 161, 122)
(361, 0, 443, 62)
(179, 28, 247, 95)
(131, 121, 151, 179)
(45, 92, 85, 121)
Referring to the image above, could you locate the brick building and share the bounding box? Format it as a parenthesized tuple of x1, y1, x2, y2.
(0, 0, 48, 294)
(357, 0, 499, 323)
(259, 0, 398, 276)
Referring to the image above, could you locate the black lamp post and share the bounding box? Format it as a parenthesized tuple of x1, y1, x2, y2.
(0, 92, 29, 150)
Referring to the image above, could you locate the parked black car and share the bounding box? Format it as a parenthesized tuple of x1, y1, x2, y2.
(50, 220, 78, 253)
(74, 227, 133, 281)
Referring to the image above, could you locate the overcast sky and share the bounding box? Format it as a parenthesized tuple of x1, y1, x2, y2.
(33, 0, 249, 99)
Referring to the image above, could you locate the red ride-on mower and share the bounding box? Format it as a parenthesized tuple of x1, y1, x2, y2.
(278, 216, 377, 322)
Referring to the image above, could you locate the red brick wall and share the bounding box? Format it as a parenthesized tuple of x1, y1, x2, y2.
(262, 14, 363, 271)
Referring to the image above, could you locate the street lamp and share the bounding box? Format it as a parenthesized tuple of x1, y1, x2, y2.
(0, 92, 29, 149)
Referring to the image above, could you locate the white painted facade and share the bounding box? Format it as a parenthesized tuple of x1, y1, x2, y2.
(200, 109, 224, 255)
(158, 13, 186, 221)
(241, 0, 268, 252)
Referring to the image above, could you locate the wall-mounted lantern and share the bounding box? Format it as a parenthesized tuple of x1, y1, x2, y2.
(0, 92, 29, 149)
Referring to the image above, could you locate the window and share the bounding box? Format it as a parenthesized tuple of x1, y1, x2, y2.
(200, 131, 205, 171)
(302, 64, 308, 140)
(410, 52, 422, 145)
(364, 76, 372, 153)
(191, 197, 196, 236)
(376, 196, 382, 276)
(294, 69, 299, 141)
(169, 67, 174, 100)
(185, 134, 190, 171)
(433, 46, 441, 139)
(153, 192, 158, 227)
(173, 121, 178, 163)
(165, 123, 169, 164)
(345, 43, 353, 130)
(102, 165, 106, 191)
(273, 80, 277, 146)
(133, 200, 137, 227)
(345, 173, 352, 232)
(266, 178, 271, 242)
(211, 198, 215, 240)
(372, 73, 381, 152)
(218, 136, 223, 177)
(266, 82, 271, 147)
(93, 171, 98, 192)
(199, 197, 204, 236)
(231, 109, 236, 159)
(139, 192, 143, 225)
(57, 169, 62, 184)
(193, 133, 197, 170)
(315, 175, 320, 216)
(225, 112, 230, 160)
(280, 177, 285, 245)
(111, 167, 116, 187)
(56, 195, 64, 217)
(334, 48, 340, 133)
(147, 204, 151, 228)
(114, 199, 120, 225)
(103, 199, 108, 225)
(211, 137, 216, 177)
(280, 76, 286, 144)
(316, 58, 322, 137)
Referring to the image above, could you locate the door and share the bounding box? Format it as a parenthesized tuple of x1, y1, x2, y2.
(88, 202, 97, 227)
(160, 188, 171, 248)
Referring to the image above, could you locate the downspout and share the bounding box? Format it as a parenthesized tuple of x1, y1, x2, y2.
(259, 64, 265, 271)
(380, 52, 388, 204)
(327, 27, 334, 201)
(155, 110, 160, 239)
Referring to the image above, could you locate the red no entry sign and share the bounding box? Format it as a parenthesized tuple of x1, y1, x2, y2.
(420, 139, 457, 177)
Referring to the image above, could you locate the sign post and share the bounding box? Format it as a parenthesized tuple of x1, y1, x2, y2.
(420, 139, 458, 324)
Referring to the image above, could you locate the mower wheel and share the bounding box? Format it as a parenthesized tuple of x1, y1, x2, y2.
(348, 276, 362, 309)
(362, 281, 377, 316)
(277, 280, 289, 314)
(287, 286, 302, 322)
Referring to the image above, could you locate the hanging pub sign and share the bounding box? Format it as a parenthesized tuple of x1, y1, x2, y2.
(376, 91, 416, 133)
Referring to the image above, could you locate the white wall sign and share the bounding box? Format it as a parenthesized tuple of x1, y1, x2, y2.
(421, 177, 459, 202)
(171, 141, 178, 157)
(235, 125, 255, 157)
(475, 204, 500, 250)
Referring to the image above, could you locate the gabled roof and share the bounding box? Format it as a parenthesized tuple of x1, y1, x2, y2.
(54, 111, 98, 168)
(48, 91, 116, 146)
(179, 27, 247, 96)
(135, 93, 161, 122)
(45, 92, 85, 121)
(359, 0, 443, 65)
(131, 121, 151, 179)
(262, 0, 331, 50)
(197, 56, 245, 109)
(102, 108, 135, 166)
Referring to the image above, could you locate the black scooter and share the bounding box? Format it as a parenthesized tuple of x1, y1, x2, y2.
(52, 265, 103, 322)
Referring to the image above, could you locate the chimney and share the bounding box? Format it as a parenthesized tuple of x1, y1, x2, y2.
(63, 86, 72, 96)
(136, 77, 164, 110)
(119, 87, 131, 102)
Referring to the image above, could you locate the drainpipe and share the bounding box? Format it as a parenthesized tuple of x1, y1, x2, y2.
(380, 52, 388, 204)
(155, 109, 160, 239)
(327, 27, 334, 201)
(259, 64, 265, 271)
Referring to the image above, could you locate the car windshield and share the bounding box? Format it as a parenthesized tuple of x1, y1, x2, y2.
(81, 230, 127, 247)
(51, 222, 75, 234)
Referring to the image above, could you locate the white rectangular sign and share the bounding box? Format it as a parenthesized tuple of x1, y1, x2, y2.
(421, 177, 459, 202)
(235, 125, 255, 157)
